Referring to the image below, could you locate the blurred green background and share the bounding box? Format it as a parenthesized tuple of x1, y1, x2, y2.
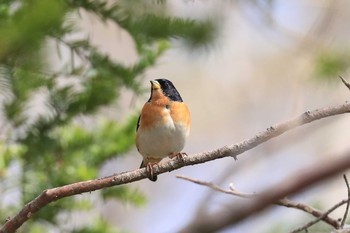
(1, 0, 350, 233)
(0, 0, 215, 232)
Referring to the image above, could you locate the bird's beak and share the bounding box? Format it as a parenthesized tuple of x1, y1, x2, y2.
(150, 80, 161, 90)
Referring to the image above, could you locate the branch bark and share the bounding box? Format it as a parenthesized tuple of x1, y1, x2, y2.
(1, 102, 350, 233)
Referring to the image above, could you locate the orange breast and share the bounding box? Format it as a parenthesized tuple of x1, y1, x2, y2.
(138, 95, 170, 130)
(139, 104, 166, 129)
(138, 89, 190, 131)
(138, 101, 190, 130)
(170, 102, 191, 129)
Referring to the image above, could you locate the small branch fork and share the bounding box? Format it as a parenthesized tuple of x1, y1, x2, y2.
(1, 101, 350, 232)
(288, 199, 348, 233)
(289, 175, 350, 233)
(341, 175, 350, 227)
(177, 175, 349, 232)
(339, 76, 350, 91)
(177, 175, 255, 198)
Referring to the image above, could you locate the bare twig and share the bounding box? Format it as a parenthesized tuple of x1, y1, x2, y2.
(179, 149, 350, 233)
(339, 76, 350, 91)
(280, 198, 343, 231)
(176, 175, 255, 198)
(1, 102, 350, 233)
(178, 175, 342, 229)
(341, 174, 350, 227)
(289, 199, 347, 233)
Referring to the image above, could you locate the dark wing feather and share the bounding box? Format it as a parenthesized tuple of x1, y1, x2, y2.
(140, 159, 145, 168)
(136, 115, 141, 132)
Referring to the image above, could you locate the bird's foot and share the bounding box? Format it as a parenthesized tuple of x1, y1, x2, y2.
(146, 163, 158, 182)
(170, 152, 187, 165)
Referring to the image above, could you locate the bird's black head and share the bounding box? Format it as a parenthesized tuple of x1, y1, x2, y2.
(149, 79, 183, 102)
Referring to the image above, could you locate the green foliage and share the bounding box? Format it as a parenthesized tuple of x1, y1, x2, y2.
(0, 0, 216, 232)
(67, 0, 216, 52)
(102, 186, 146, 207)
(72, 218, 129, 233)
(314, 50, 350, 81)
(0, 0, 66, 63)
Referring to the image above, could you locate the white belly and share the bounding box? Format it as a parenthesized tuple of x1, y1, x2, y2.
(137, 119, 189, 158)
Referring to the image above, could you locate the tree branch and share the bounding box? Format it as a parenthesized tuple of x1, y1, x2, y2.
(177, 175, 343, 229)
(279, 198, 343, 230)
(1, 102, 350, 233)
(341, 174, 350, 227)
(339, 76, 350, 91)
(176, 175, 255, 198)
(179, 149, 350, 233)
(289, 199, 347, 233)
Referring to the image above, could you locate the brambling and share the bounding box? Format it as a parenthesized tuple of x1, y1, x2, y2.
(136, 79, 191, 181)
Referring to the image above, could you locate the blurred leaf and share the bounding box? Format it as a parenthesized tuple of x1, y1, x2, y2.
(0, 142, 26, 176)
(128, 15, 217, 51)
(0, 0, 218, 232)
(102, 187, 147, 207)
(73, 199, 94, 210)
(27, 223, 48, 233)
(0, 0, 66, 63)
(72, 218, 129, 233)
(68, 0, 216, 52)
(314, 50, 350, 80)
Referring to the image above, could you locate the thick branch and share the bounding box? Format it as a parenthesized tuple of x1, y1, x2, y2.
(179, 149, 350, 233)
(1, 102, 350, 233)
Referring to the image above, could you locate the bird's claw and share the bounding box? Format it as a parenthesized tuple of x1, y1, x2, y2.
(172, 152, 187, 165)
(146, 163, 158, 182)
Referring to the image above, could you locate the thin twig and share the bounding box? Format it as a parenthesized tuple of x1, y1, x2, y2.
(339, 76, 350, 91)
(179, 149, 350, 233)
(341, 174, 350, 227)
(289, 199, 348, 233)
(176, 175, 255, 198)
(1, 102, 350, 233)
(279, 198, 342, 230)
(178, 175, 342, 229)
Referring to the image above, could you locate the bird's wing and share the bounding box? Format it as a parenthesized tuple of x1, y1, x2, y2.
(136, 115, 141, 132)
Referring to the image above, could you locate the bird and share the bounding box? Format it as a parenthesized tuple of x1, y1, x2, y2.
(136, 79, 191, 181)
